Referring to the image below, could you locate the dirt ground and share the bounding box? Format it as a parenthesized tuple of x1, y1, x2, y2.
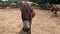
(0, 8, 60, 34)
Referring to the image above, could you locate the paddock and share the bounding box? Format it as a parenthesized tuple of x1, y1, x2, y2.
(0, 8, 60, 34)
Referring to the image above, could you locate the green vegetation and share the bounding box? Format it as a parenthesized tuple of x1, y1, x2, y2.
(0, 0, 59, 4)
(0, 0, 22, 3)
(30, 0, 60, 4)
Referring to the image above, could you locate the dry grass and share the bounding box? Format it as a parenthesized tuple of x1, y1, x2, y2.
(0, 8, 60, 34)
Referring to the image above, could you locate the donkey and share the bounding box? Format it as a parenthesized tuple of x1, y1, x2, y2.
(51, 4, 60, 17)
(19, 1, 35, 34)
(44, 2, 59, 17)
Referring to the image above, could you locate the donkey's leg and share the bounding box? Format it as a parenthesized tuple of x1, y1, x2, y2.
(51, 10, 58, 18)
(54, 10, 58, 17)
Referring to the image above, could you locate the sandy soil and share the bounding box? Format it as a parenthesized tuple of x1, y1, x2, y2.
(0, 8, 60, 34)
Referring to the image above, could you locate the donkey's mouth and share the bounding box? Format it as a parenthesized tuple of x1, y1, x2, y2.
(23, 20, 30, 29)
